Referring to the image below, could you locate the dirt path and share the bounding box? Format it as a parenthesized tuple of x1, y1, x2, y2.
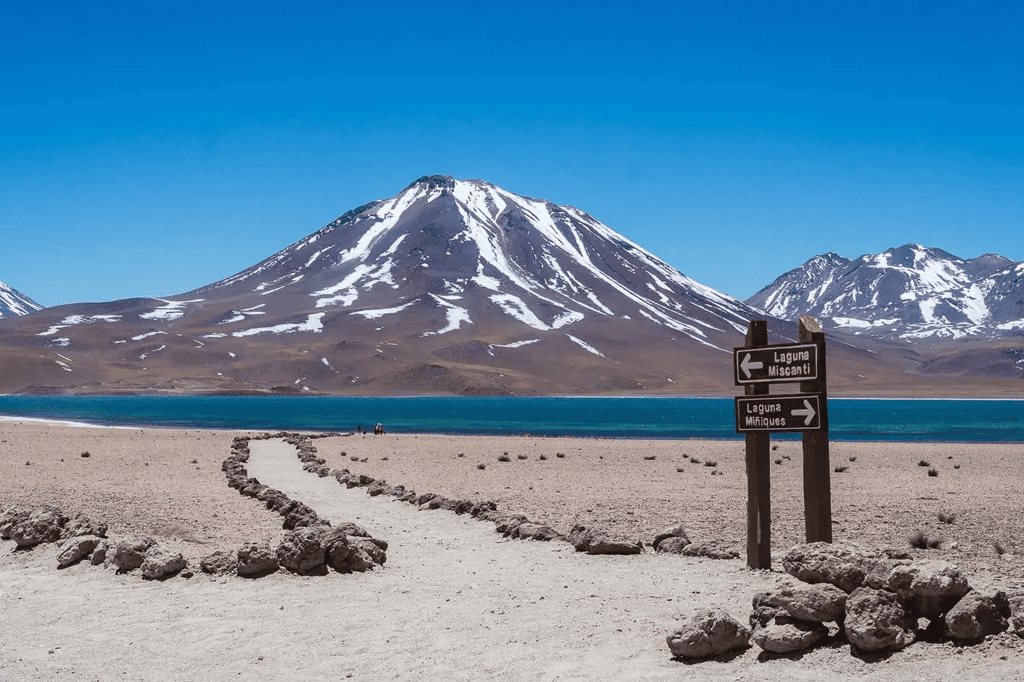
(2, 438, 1023, 681)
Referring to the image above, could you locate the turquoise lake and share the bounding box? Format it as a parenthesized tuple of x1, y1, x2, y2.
(1, 396, 1022, 442)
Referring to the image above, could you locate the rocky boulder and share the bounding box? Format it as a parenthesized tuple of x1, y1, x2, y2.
(106, 537, 157, 573)
(944, 590, 1009, 641)
(844, 587, 916, 652)
(511, 523, 564, 542)
(277, 526, 327, 575)
(885, 560, 970, 619)
(588, 535, 643, 555)
(751, 619, 829, 654)
(783, 542, 905, 593)
(141, 545, 187, 580)
(655, 536, 692, 554)
(757, 581, 847, 623)
(11, 509, 66, 548)
(0, 505, 34, 539)
(200, 550, 238, 576)
(60, 513, 108, 540)
(652, 524, 690, 552)
(56, 534, 101, 569)
(666, 609, 751, 659)
(681, 540, 740, 560)
(1009, 593, 1024, 637)
(237, 541, 279, 578)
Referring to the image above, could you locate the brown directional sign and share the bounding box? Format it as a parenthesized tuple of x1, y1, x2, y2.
(734, 342, 819, 385)
(735, 394, 823, 433)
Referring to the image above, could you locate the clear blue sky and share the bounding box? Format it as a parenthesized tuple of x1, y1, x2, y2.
(2, 1, 1022, 307)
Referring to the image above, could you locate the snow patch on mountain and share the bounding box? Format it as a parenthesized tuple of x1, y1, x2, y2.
(0, 280, 44, 318)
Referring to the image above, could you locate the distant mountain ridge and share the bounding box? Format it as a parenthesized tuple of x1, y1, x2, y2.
(0, 280, 43, 318)
(746, 244, 1024, 341)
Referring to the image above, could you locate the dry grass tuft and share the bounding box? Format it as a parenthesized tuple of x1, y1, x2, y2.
(938, 512, 956, 524)
(909, 531, 942, 550)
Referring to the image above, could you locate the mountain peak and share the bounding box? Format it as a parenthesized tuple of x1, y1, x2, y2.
(747, 244, 1024, 340)
(0, 280, 44, 318)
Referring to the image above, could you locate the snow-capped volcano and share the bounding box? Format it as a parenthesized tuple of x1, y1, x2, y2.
(0, 280, 43, 318)
(0, 176, 768, 395)
(747, 244, 1024, 341)
(191, 175, 753, 348)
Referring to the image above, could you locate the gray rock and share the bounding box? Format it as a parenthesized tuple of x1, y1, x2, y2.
(11, 509, 66, 548)
(511, 523, 564, 542)
(752, 619, 829, 654)
(0, 505, 33, 539)
(886, 560, 970, 619)
(568, 524, 600, 552)
(1009, 593, 1024, 637)
(652, 524, 690, 551)
(944, 590, 1009, 641)
(277, 526, 327, 575)
(588, 535, 643, 555)
(60, 513, 108, 540)
(666, 609, 751, 659)
(844, 587, 916, 652)
(106, 536, 156, 573)
(350, 537, 387, 566)
(783, 542, 905, 593)
(758, 581, 848, 623)
(333, 522, 370, 538)
(56, 534, 101, 568)
(90, 538, 112, 565)
(655, 536, 692, 554)
(681, 540, 740, 560)
(200, 550, 238, 575)
(141, 545, 186, 580)
(237, 541, 279, 578)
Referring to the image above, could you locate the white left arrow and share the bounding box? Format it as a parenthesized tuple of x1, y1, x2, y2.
(740, 353, 764, 379)
(791, 399, 816, 426)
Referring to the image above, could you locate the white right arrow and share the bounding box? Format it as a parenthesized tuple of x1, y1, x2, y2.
(740, 353, 764, 379)
(791, 399, 816, 426)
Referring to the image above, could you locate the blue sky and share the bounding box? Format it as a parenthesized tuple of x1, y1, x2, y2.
(2, 1, 1022, 307)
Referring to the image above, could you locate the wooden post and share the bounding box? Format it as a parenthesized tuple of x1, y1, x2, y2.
(744, 320, 772, 569)
(799, 315, 832, 543)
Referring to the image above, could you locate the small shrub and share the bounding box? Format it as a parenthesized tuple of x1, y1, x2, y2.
(834, 465, 848, 473)
(782, 455, 791, 460)
(517, 454, 527, 460)
(539, 454, 548, 461)
(676, 467, 684, 473)
(191, 459, 198, 464)
(849, 456, 857, 462)
(704, 460, 718, 467)
(382, 456, 389, 461)
(477, 463, 486, 470)
(711, 469, 722, 476)
(954, 464, 961, 469)
(928, 468, 938, 477)
(360, 457, 368, 463)
(909, 532, 942, 550)
(947, 455, 953, 459)
(938, 512, 956, 524)
(350, 456, 359, 462)
(774, 458, 783, 465)
(643, 455, 656, 461)
(556, 453, 565, 459)
(771, 444, 779, 451)
(81, 451, 90, 458)
(498, 455, 511, 462)
(690, 458, 701, 465)
(994, 540, 1007, 556)
(918, 459, 931, 467)
(457, 453, 465, 458)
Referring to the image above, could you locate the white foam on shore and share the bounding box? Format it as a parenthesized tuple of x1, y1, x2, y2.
(0, 415, 136, 429)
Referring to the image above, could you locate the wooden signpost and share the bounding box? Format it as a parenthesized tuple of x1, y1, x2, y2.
(734, 315, 831, 570)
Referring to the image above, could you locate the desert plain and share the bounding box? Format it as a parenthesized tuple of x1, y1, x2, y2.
(2, 419, 1024, 681)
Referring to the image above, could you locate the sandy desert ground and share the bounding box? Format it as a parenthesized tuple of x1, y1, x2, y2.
(2, 421, 1024, 681)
